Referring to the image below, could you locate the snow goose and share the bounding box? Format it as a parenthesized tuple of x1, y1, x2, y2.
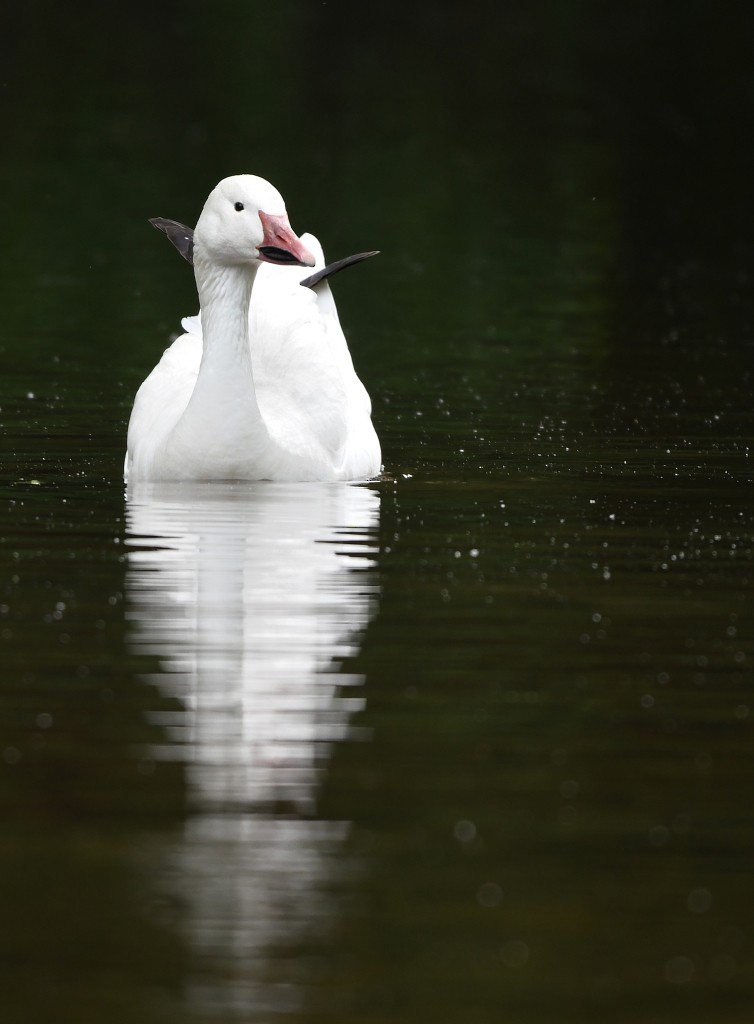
(125, 174, 381, 482)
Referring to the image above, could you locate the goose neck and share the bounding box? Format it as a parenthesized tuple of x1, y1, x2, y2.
(195, 258, 257, 359)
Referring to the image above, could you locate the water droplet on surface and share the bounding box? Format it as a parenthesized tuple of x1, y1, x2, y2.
(476, 882, 502, 907)
(664, 955, 695, 984)
(559, 779, 579, 800)
(453, 819, 476, 843)
(649, 825, 670, 847)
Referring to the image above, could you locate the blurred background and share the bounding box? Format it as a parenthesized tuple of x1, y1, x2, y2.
(1, 2, 753, 1022)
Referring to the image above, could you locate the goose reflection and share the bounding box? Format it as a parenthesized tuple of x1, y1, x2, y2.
(124, 481, 380, 1017)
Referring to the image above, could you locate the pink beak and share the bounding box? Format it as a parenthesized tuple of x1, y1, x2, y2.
(258, 211, 316, 267)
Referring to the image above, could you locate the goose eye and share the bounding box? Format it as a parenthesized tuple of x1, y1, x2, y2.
(234, 201, 244, 212)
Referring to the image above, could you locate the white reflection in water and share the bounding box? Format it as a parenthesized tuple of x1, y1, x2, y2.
(125, 482, 380, 1018)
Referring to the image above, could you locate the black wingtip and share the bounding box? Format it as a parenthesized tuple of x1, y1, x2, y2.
(150, 217, 195, 266)
(300, 250, 380, 289)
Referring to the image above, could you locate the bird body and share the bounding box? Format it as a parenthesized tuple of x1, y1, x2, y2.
(125, 175, 380, 483)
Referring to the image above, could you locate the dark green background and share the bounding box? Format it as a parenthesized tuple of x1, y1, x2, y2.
(1, 3, 754, 1022)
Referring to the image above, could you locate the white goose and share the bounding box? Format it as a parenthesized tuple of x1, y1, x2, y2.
(124, 174, 381, 482)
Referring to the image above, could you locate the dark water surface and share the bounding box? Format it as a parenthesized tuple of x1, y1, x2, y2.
(2, 3, 754, 1022)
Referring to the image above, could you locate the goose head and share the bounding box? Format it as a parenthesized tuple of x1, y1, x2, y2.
(193, 174, 315, 269)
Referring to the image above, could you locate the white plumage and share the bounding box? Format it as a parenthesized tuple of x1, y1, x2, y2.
(125, 175, 381, 482)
